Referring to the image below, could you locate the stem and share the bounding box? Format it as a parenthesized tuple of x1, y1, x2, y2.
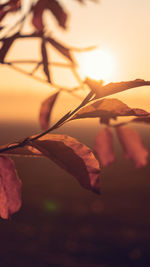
(0, 91, 94, 154)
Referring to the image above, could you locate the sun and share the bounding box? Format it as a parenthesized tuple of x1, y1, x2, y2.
(77, 47, 116, 83)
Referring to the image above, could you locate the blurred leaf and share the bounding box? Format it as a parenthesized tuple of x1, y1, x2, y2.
(85, 78, 150, 98)
(0, 4, 8, 9)
(0, 0, 21, 23)
(116, 126, 149, 168)
(0, 9, 8, 22)
(32, 0, 67, 31)
(32, 0, 45, 32)
(1, 134, 101, 194)
(47, 37, 74, 62)
(94, 127, 115, 167)
(71, 98, 149, 122)
(132, 115, 150, 124)
(41, 39, 51, 82)
(7, 0, 21, 11)
(39, 92, 59, 130)
(47, 0, 67, 29)
(0, 156, 22, 219)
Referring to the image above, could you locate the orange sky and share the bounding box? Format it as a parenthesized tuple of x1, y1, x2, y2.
(0, 0, 150, 122)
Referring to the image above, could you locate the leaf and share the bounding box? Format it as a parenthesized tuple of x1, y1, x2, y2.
(94, 127, 115, 167)
(0, 9, 8, 22)
(41, 39, 51, 82)
(47, 37, 74, 62)
(0, 1, 21, 22)
(132, 115, 150, 124)
(32, 0, 46, 32)
(0, 34, 17, 62)
(47, 0, 67, 29)
(0, 156, 22, 219)
(39, 92, 59, 130)
(31, 135, 100, 193)
(7, 0, 21, 11)
(0, 4, 8, 9)
(71, 98, 149, 121)
(32, 0, 67, 31)
(1, 134, 101, 194)
(116, 126, 149, 168)
(85, 78, 150, 98)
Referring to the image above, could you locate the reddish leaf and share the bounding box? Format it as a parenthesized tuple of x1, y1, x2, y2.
(132, 115, 150, 124)
(39, 92, 59, 130)
(85, 78, 150, 98)
(0, 4, 8, 9)
(8, 0, 21, 11)
(94, 127, 115, 167)
(1, 134, 101, 194)
(41, 40, 51, 82)
(116, 126, 149, 168)
(0, 156, 22, 219)
(32, 0, 46, 32)
(47, 37, 74, 62)
(32, 0, 67, 31)
(0, 9, 8, 22)
(72, 98, 149, 121)
(47, 0, 67, 29)
(0, 0, 20, 22)
(31, 134, 100, 193)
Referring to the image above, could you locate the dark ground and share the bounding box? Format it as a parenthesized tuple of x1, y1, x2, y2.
(0, 120, 150, 267)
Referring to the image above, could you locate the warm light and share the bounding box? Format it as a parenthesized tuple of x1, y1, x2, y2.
(78, 47, 116, 83)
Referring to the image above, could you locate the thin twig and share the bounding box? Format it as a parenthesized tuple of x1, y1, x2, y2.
(0, 90, 94, 154)
(30, 62, 42, 75)
(6, 60, 76, 68)
(71, 45, 97, 52)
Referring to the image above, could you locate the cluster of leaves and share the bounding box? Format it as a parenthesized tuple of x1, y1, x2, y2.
(0, 0, 150, 219)
(1, 78, 150, 219)
(0, 0, 96, 86)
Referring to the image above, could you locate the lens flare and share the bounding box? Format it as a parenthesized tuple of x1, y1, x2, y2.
(78, 47, 116, 83)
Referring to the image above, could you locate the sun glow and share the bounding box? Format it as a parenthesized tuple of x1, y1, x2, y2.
(78, 47, 116, 83)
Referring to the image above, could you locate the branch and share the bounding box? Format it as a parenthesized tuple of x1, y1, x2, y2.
(0, 90, 94, 154)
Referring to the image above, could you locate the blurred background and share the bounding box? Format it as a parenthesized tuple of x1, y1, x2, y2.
(0, 0, 150, 266)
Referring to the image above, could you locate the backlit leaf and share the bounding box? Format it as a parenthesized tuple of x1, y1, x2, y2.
(132, 115, 150, 124)
(39, 92, 59, 130)
(0, 0, 21, 22)
(32, 0, 67, 31)
(85, 78, 150, 98)
(47, 0, 67, 29)
(94, 127, 115, 167)
(31, 134, 100, 193)
(0, 9, 8, 22)
(116, 126, 149, 168)
(72, 98, 149, 122)
(32, 0, 45, 32)
(1, 134, 101, 194)
(0, 156, 22, 219)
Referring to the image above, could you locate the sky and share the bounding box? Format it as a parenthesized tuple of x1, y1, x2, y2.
(0, 0, 150, 121)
